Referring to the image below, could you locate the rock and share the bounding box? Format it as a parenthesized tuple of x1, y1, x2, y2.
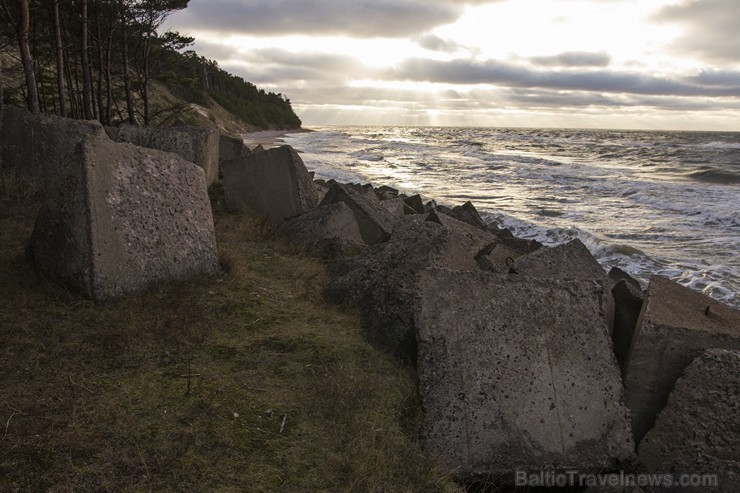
(380, 196, 416, 218)
(375, 185, 399, 201)
(404, 194, 425, 214)
(424, 199, 437, 212)
(310, 237, 366, 260)
(219, 133, 251, 164)
(116, 123, 220, 187)
(416, 269, 634, 481)
(426, 209, 496, 254)
(30, 136, 220, 301)
(638, 348, 739, 493)
(314, 180, 330, 203)
(449, 201, 487, 230)
(320, 183, 397, 245)
(221, 145, 318, 220)
(496, 236, 543, 255)
(324, 216, 481, 358)
(609, 266, 642, 291)
(252, 144, 265, 153)
(280, 202, 364, 248)
(624, 276, 740, 443)
(612, 279, 645, 370)
(513, 238, 604, 279)
(476, 241, 526, 273)
(1, 105, 107, 180)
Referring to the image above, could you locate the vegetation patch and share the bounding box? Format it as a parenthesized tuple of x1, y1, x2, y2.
(0, 176, 459, 492)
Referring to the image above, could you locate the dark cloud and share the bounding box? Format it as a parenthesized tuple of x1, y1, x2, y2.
(415, 34, 461, 52)
(529, 51, 610, 67)
(387, 57, 740, 97)
(652, 0, 740, 63)
(172, 0, 501, 38)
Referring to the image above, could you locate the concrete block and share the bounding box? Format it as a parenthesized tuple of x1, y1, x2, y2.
(416, 269, 634, 480)
(638, 348, 739, 493)
(624, 275, 740, 443)
(116, 123, 220, 187)
(612, 279, 645, 370)
(324, 216, 481, 358)
(513, 239, 605, 279)
(30, 137, 220, 301)
(1, 105, 107, 180)
(320, 183, 397, 245)
(280, 202, 364, 247)
(219, 133, 250, 164)
(221, 145, 319, 220)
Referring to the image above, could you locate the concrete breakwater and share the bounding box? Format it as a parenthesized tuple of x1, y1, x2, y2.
(1, 108, 737, 491)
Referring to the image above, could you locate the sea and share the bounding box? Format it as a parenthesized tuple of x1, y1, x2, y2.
(283, 126, 740, 308)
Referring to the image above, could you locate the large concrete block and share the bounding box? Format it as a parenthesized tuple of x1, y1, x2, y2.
(449, 201, 487, 230)
(426, 209, 496, 254)
(624, 276, 740, 443)
(612, 279, 644, 370)
(416, 269, 634, 481)
(638, 348, 739, 492)
(116, 123, 220, 186)
(320, 183, 397, 245)
(30, 137, 220, 301)
(324, 216, 480, 358)
(218, 133, 251, 164)
(514, 238, 605, 279)
(280, 202, 364, 247)
(221, 145, 319, 219)
(1, 105, 107, 180)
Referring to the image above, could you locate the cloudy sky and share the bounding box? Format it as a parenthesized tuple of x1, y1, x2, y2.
(168, 0, 740, 130)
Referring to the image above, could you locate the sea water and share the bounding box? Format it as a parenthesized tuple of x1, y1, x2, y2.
(283, 126, 740, 308)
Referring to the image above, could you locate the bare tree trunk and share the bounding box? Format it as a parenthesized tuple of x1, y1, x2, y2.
(52, 0, 66, 117)
(142, 33, 151, 125)
(18, 0, 38, 113)
(80, 0, 94, 119)
(121, 20, 136, 124)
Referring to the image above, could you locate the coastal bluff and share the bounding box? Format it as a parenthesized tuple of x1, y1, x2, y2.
(2, 106, 737, 491)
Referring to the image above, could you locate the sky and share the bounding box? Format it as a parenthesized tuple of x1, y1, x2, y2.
(167, 0, 740, 130)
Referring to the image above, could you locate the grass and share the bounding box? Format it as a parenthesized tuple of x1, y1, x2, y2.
(0, 174, 461, 492)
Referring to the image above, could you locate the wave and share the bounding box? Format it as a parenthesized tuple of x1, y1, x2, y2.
(700, 141, 740, 150)
(686, 169, 740, 185)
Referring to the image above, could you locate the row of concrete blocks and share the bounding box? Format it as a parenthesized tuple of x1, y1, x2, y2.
(253, 155, 739, 491)
(0, 106, 257, 301)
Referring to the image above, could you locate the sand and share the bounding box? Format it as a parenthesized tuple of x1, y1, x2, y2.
(241, 129, 312, 149)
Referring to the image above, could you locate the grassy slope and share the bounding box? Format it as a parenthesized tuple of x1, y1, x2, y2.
(0, 178, 460, 492)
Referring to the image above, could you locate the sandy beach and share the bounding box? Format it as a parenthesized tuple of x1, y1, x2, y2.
(241, 129, 312, 149)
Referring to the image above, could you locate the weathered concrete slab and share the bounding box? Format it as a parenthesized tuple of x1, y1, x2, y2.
(513, 238, 604, 279)
(219, 133, 251, 164)
(612, 279, 644, 370)
(624, 276, 740, 443)
(609, 266, 642, 291)
(416, 269, 634, 480)
(426, 209, 496, 254)
(320, 183, 397, 245)
(380, 196, 416, 218)
(449, 201, 487, 230)
(476, 241, 526, 273)
(404, 194, 425, 214)
(1, 105, 107, 180)
(280, 202, 364, 248)
(30, 137, 220, 301)
(638, 348, 739, 493)
(497, 235, 543, 255)
(324, 216, 481, 358)
(375, 185, 399, 201)
(221, 145, 319, 219)
(116, 123, 220, 186)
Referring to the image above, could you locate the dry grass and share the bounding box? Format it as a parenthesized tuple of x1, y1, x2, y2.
(0, 175, 461, 492)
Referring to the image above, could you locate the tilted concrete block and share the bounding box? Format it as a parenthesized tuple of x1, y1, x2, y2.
(624, 275, 740, 443)
(117, 123, 220, 187)
(416, 269, 634, 481)
(30, 137, 220, 301)
(221, 145, 319, 219)
(638, 348, 739, 493)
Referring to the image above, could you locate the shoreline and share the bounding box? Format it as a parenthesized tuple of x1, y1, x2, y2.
(241, 128, 312, 148)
